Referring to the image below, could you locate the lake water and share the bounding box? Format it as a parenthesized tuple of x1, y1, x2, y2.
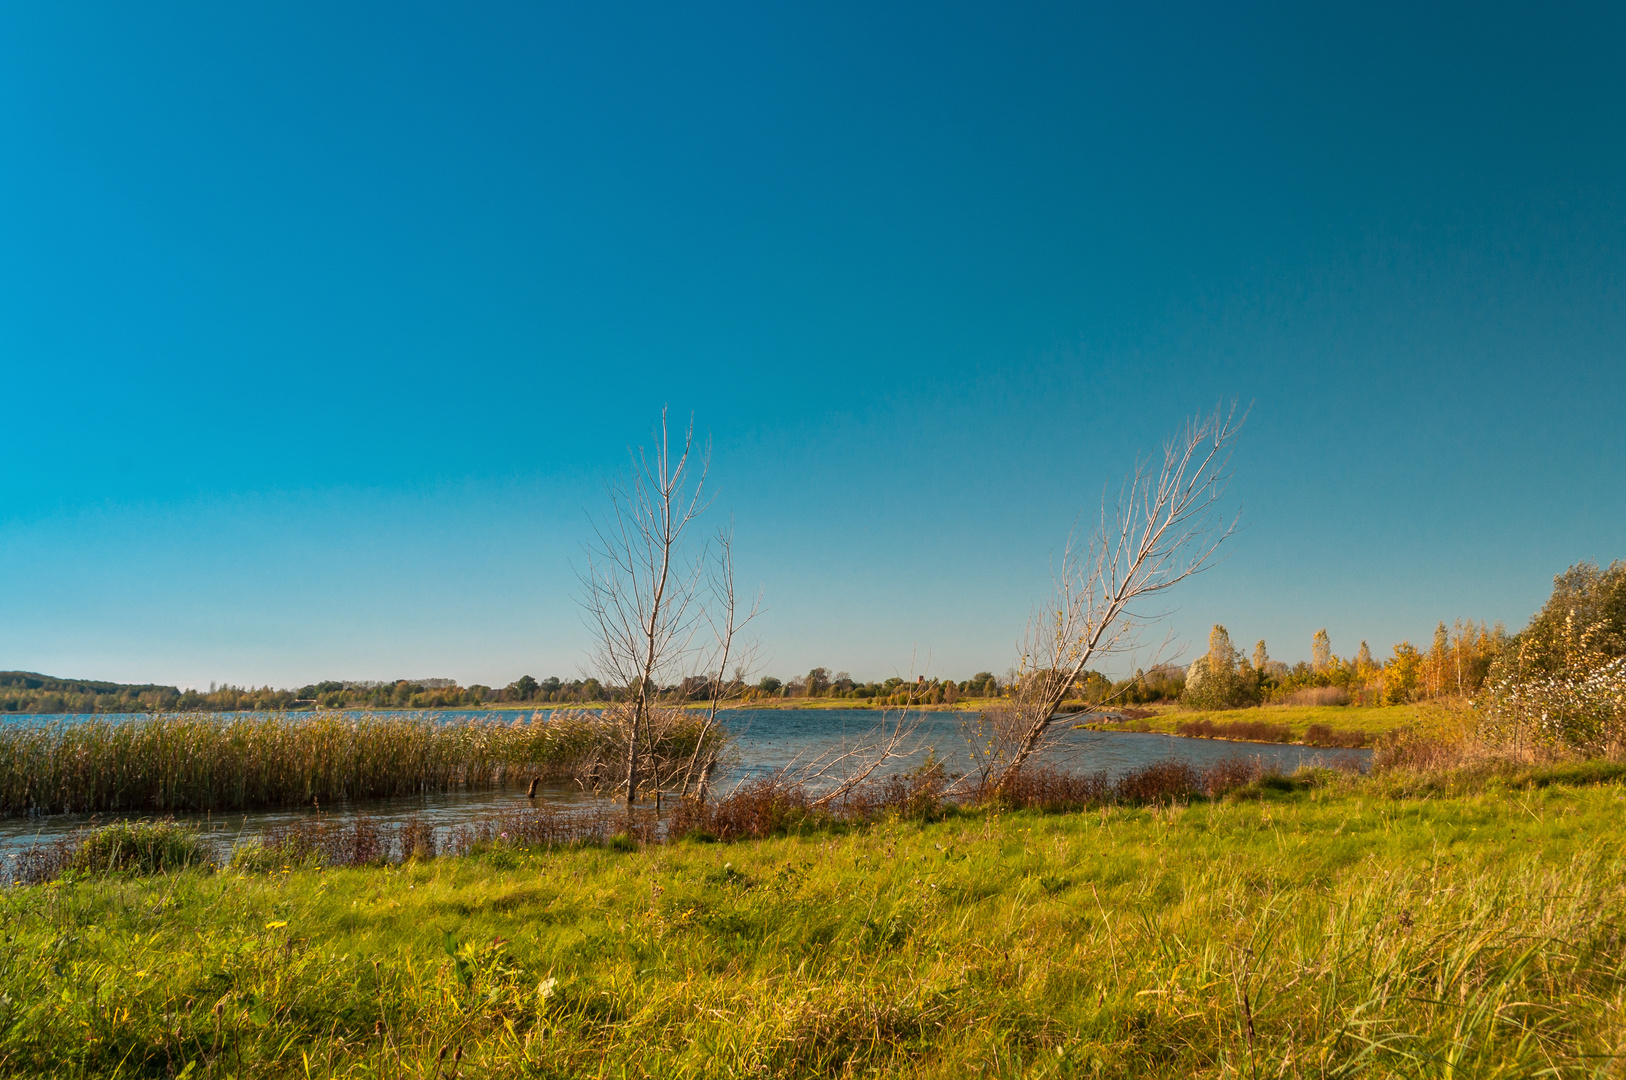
(0, 708, 1366, 858)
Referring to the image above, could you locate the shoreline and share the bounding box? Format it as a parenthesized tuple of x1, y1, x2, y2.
(1078, 721, 1372, 751)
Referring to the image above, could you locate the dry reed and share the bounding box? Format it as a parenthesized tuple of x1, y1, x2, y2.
(0, 709, 719, 815)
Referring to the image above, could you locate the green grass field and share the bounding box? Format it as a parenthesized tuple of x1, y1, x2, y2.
(3, 774, 1623, 1077)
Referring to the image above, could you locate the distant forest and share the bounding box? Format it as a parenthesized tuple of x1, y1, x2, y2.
(0, 610, 1512, 715)
(0, 670, 1012, 714)
(0, 673, 608, 715)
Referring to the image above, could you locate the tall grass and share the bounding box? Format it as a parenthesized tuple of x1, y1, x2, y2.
(1, 780, 1622, 1077)
(0, 709, 720, 815)
(1280, 685, 1352, 706)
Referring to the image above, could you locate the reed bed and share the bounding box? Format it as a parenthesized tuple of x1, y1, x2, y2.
(1279, 685, 1353, 706)
(1301, 721, 1370, 747)
(0, 709, 718, 815)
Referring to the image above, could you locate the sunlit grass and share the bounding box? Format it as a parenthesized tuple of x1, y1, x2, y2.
(1093, 703, 1421, 743)
(2, 778, 1623, 1077)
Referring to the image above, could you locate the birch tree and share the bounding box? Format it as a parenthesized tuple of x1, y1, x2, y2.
(577, 411, 758, 808)
(982, 404, 1245, 792)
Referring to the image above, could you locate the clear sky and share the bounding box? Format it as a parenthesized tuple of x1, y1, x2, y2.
(3, 2, 1623, 690)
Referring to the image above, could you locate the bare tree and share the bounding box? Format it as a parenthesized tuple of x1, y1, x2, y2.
(578, 410, 713, 809)
(981, 404, 1246, 793)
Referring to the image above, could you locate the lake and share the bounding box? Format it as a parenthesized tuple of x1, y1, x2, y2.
(0, 708, 1366, 858)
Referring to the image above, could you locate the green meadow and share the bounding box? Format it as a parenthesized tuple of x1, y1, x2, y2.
(1083, 703, 1424, 746)
(3, 772, 1623, 1078)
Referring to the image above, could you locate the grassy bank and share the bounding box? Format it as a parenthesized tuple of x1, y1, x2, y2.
(1081, 703, 1422, 746)
(0, 711, 719, 815)
(2, 773, 1623, 1077)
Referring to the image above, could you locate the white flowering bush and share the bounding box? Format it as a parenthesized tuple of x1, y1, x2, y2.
(1479, 654, 1626, 754)
(1476, 562, 1626, 755)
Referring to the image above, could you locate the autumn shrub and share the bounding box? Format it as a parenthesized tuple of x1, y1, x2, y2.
(1112, 759, 1205, 804)
(977, 765, 1113, 811)
(1302, 723, 1369, 748)
(842, 759, 951, 822)
(1175, 718, 1293, 743)
(228, 806, 662, 869)
(667, 777, 820, 841)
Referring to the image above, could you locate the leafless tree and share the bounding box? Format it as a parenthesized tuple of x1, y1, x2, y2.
(578, 410, 714, 808)
(979, 404, 1246, 794)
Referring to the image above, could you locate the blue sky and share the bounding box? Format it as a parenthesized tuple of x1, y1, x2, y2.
(3, 1, 1623, 689)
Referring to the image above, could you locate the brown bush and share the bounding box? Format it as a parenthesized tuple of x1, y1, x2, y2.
(1113, 760, 1205, 804)
(1302, 723, 1369, 748)
(666, 776, 817, 841)
(256, 816, 390, 866)
(444, 804, 657, 853)
(974, 765, 1112, 811)
(1370, 730, 1472, 773)
(236, 803, 661, 868)
(668, 763, 952, 842)
(1201, 753, 1268, 796)
(841, 762, 950, 822)
(1175, 718, 1293, 743)
(968, 754, 1300, 811)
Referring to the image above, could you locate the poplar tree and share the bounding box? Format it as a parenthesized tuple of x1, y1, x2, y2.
(1311, 629, 1332, 674)
(1207, 624, 1238, 684)
(1355, 641, 1374, 675)
(1429, 621, 1451, 697)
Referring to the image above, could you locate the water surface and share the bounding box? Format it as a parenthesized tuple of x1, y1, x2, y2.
(0, 708, 1366, 858)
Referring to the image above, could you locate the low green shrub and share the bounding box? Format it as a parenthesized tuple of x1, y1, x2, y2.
(1509, 758, 1626, 789)
(68, 819, 209, 875)
(12, 819, 218, 884)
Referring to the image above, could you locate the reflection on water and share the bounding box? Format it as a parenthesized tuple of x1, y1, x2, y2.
(0, 708, 1367, 856)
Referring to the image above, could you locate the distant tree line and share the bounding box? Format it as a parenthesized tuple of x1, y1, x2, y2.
(0, 672, 191, 716)
(0, 667, 1019, 715)
(1177, 617, 1508, 711)
(2, 595, 1549, 718)
(0, 665, 1169, 715)
(748, 668, 1004, 706)
(0, 673, 617, 715)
